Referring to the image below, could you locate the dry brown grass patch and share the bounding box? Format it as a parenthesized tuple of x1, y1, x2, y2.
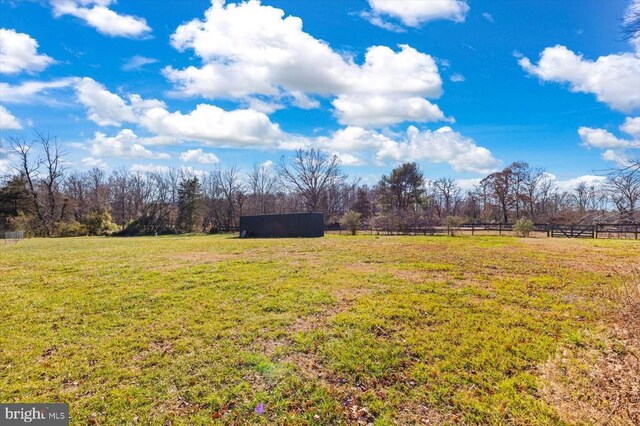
(541, 269, 640, 425)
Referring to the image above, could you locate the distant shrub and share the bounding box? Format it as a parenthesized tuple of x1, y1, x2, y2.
(84, 211, 119, 236)
(7, 212, 37, 237)
(340, 211, 362, 235)
(56, 221, 88, 237)
(445, 216, 464, 236)
(514, 218, 534, 237)
(115, 215, 175, 236)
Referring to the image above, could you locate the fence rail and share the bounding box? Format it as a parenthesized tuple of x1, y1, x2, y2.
(327, 222, 639, 240)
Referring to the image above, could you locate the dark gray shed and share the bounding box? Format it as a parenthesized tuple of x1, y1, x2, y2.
(239, 212, 324, 238)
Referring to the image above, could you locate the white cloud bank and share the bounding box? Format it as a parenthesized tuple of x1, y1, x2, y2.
(89, 129, 171, 160)
(579, 117, 640, 167)
(519, 45, 640, 112)
(0, 79, 77, 105)
(365, 0, 469, 27)
(0, 28, 54, 75)
(180, 148, 220, 164)
(333, 95, 448, 127)
(0, 105, 22, 130)
(164, 0, 447, 127)
(74, 77, 286, 149)
(315, 125, 500, 174)
(0, 141, 15, 173)
(50, 0, 151, 38)
(71, 77, 497, 173)
(520, 13, 640, 168)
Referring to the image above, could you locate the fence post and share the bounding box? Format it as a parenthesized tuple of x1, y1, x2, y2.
(499, 224, 502, 236)
(471, 224, 475, 236)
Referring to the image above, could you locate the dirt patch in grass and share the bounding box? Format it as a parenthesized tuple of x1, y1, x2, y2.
(345, 262, 379, 274)
(521, 239, 638, 274)
(393, 401, 456, 425)
(390, 269, 454, 285)
(287, 287, 373, 332)
(172, 252, 235, 263)
(541, 306, 640, 424)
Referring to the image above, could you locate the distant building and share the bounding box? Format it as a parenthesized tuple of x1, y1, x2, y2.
(239, 212, 324, 238)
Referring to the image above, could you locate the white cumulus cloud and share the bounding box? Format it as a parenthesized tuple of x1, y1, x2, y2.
(164, 0, 447, 127)
(81, 156, 108, 169)
(89, 129, 171, 160)
(73, 78, 285, 149)
(138, 104, 283, 148)
(578, 117, 640, 167)
(578, 127, 636, 150)
(180, 148, 220, 164)
(0, 105, 22, 129)
(375, 126, 500, 173)
(314, 125, 499, 173)
(50, 0, 151, 38)
(366, 0, 469, 27)
(552, 174, 607, 192)
(333, 94, 447, 127)
(519, 45, 640, 112)
(0, 28, 54, 75)
(75, 77, 137, 126)
(621, 116, 640, 138)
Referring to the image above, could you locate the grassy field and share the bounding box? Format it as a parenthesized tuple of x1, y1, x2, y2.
(1, 235, 638, 425)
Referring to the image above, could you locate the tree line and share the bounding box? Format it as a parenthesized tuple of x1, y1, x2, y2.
(1, 133, 638, 237)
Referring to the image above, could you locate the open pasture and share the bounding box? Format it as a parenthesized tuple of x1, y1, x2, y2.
(1, 235, 638, 425)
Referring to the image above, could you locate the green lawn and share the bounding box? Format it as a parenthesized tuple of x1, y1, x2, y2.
(1, 235, 638, 424)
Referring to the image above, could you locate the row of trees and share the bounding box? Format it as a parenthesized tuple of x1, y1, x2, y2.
(1, 134, 638, 237)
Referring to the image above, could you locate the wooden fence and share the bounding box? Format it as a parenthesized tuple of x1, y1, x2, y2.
(206, 223, 639, 240)
(327, 222, 639, 240)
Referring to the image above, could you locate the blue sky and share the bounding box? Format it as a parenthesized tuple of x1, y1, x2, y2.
(1, 0, 639, 188)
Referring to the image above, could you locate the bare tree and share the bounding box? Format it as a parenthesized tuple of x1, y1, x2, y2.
(86, 168, 110, 214)
(64, 171, 88, 222)
(217, 165, 245, 229)
(510, 162, 531, 220)
(39, 133, 68, 227)
(622, 1, 640, 42)
(248, 162, 277, 215)
(521, 167, 548, 221)
(606, 163, 640, 221)
(10, 136, 45, 226)
(480, 167, 513, 223)
(9, 133, 68, 235)
(432, 177, 461, 218)
(277, 148, 346, 212)
(573, 182, 595, 215)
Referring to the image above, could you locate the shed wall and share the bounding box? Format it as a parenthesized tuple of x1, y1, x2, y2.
(239, 212, 324, 238)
